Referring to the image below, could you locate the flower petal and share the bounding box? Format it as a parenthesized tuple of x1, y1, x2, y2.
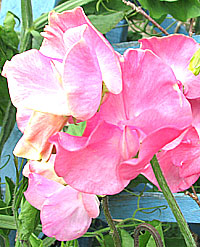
(41, 187, 92, 241)
(14, 111, 68, 160)
(2, 50, 70, 115)
(24, 173, 62, 210)
(50, 121, 130, 195)
(139, 34, 200, 99)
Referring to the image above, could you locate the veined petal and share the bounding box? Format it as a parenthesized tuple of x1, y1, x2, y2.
(139, 34, 200, 98)
(50, 121, 130, 195)
(24, 173, 63, 210)
(2, 49, 70, 115)
(41, 187, 93, 241)
(62, 32, 102, 120)
(40, 7, 122, 94)
(14, 111, 68, 161)
(122, 49, 192, 133)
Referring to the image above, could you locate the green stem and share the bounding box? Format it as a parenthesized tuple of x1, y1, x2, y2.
(102, 196, 121, 247)
(150, 155, 196, 247)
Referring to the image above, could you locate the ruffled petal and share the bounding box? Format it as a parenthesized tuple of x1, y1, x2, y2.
(2, 49, 70, 115)
(41, 187, 92, 241)
(139, 34, 200, 98)
(50, 121, 130, 195)
(24, 173, 62, 210)
(14, 111, 68, 160)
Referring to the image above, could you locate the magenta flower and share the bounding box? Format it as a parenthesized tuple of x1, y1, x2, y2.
(50, 49, 192, 195)
(139, 34, 200, 99)
(23, 156, 100, 241)
(142, 127, 200, 192)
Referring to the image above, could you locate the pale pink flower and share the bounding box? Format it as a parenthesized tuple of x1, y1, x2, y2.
(23, 155, 100, 241)
(2, 7, 122, 160)
(50, 49, 192, 195)
(142, 127, 200, 192)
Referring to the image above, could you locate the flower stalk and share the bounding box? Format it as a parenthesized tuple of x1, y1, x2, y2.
(150, 155, 196, 247)
(102, 196, 121, 247)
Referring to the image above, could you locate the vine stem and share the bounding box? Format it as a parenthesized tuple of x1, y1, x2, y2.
(102, 196, 121, 247)
(122, 0, 169, 36)
(150, 155, 196, 247)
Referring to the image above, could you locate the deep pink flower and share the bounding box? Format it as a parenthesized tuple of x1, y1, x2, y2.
(50, 49, 192, 195)
(139, 34, 200, 99)
(142, 127, 200, 192)
(23, 156, 99, 241)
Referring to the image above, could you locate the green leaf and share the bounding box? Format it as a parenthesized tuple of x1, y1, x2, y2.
(138, 220, 165, 247)
(5, 177, 15, 206)
(188, 47, 200, 76)
(31, 30, 43, 49)
(0, 229, 10, 247)
(42, 237, 56, 246)
(29, 233, 43, 247)
(0, 215, 16, 230)
(88, 12, 124, 34)
(119, 229, 134, 247)
(0, 76, 10, 126)
(17, 200, 40, 242)
(139, 0, 200, 22)
(67, 121, 86, 136)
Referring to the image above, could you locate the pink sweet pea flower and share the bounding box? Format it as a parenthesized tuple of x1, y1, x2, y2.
(142, 127, 200, 192)
(2, 7, 122, 160)
(139, 34, 200, 99)
(50, 48, 192, 195)
(23, 155, 100, 241)
(2, 7, 121, 120)
(139, 35, 200, 138)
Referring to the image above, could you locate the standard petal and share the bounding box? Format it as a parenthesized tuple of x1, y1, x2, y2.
(2, 49, 70, 115)
(50, 121, 130, 195)
(40, 7, 122, 94)
(62, 33, 102, 120)
(122, 49, 192, 133)
(24, 173, 63, 210)
(14, 111, 68, 160)
(41, 186, 92, 241)
(139, 34, 200, 98)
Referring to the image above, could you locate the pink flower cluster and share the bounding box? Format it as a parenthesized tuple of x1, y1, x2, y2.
(2, 6, 200, 241)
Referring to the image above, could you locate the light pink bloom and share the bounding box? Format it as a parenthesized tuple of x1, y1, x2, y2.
(142, 127, 200, 192)
(50, 49, 192, 195)
(2, 7, 121, 120)
(14, 109, 68, 160)
(2, 7, 122, 160)
(23, 156, 99, 241)
(139, 34, 200, 99)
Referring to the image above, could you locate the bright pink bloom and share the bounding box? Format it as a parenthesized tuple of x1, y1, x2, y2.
(139, 34, 200, 99)
(142, 127, 200, 192)
(50, 49, 192, 195)
(23, 156, 99, 241)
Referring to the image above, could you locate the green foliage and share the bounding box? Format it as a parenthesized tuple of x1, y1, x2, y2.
(139, 0, 200, 22)
(88, 12, 124, 34)
(0, 12, 19, 126)
(188, 47, 200, 76)
(16, 200, 40, 243)
(67, 121, 86, 136)
(139, 220, 165, 247)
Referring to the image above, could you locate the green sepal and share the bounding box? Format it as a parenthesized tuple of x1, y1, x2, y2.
(188, 47, 200, 76)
